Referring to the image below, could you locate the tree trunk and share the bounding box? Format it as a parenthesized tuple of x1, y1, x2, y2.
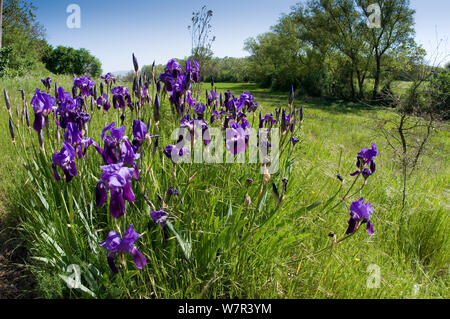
(350, 69, 355, 100)
(372, 55, 381, 101)
(356, 70, 365, 100)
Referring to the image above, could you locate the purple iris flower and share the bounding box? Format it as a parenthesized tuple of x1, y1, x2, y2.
(150, 208, 168, 228)
(225, 122, 248, 155)
(194, 103, 206, 119)
(31, 88, 56, 133)
(163, 145, 190, 163)
(166, 59, 183, 77)
(52, 142, 77, 182)
(238, 91, 258, 112)
(132, 120, 148, 151)
(96, 163, 136, 219)
(186, 90, 196, 107)
(261, 113, 277, 127)
(73, 75, 95, 97)
(207, 90, 219, 107)
(41, 77, 52, 91)
(99, 224, 147, 274)
(350, 144, 378, 179)
(346, 198, 375, 235)
(210, 110, 221, 124)
(186, 60, 200, 83)
(111, 86, 132, 109)
(101, 73, 116, 85)
(56, 87, 72, 104)
(64, 122, 97, 159)
(97, 93, 111, 112)
(56, 95, 89, 130)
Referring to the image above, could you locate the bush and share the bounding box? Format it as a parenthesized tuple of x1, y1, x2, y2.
(43, 46, 102, 77)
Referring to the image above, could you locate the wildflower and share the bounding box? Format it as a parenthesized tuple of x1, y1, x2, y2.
(346, 198, 375, 236)
(350, 144, 378, 179)
(225, 122, 248, 155)
(52, 142, 78, 182)
(31, 88, 56, 133)
(289, 85, 294, 106)
(111, 86, 132, 109)
(41, 77, 52, 92)
(9, 116, 15, 145)
(132, 53, 139, 73)
(166, 187, 179, 201)
(97, 93, 111, 112)
(4, 88, 11, 114)
(163, 145, 190, 164)
(132, 120, 148, 151)
(96, 163, 136, 219)
(194, 103, 206, 120)
(101, 73, 116, 86)
(186, 59, 200, 83)
(64, 122, 96, 158)
(100, 224, 147, 274)
(150, 208, 168, 228)
(154, 93, 160, 125)
(73, 75, 95, 98)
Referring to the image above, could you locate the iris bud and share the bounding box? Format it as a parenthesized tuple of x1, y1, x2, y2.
(132, 53, 139, 73)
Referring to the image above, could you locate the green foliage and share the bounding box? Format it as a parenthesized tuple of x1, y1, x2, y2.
(0, 78, 448, 299)
(1, 0, 49, 77)
(429, 70, 450, 119)
(245, 0, 421, 101)
(43, 46, 102, 77)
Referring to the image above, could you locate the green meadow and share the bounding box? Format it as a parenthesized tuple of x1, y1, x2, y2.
(0, 76, 448, 299)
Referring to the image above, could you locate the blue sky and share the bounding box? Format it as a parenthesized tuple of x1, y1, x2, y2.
(34, 0, 450, 73)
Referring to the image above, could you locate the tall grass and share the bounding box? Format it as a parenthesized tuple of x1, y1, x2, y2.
(0, 75, 448, 299)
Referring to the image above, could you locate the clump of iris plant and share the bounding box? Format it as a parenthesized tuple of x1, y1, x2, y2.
(96, 122, 140, 177)
(73, 75, 95, 98)
(346, 197, 375, 235)
(111, 86, 132, 109)
(159, 59, 199, 114)
(100, 224, 147, 274)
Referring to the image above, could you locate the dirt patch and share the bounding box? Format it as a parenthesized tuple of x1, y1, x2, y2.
(0, 195, 36, 299)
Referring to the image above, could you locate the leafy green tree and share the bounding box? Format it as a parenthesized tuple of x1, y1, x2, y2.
(358, 0, 416, 100)
(43, 46, 102, 77)
(1, 0, 48, 76)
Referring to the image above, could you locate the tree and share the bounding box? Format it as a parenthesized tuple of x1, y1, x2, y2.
(358, 0, 416, 100)
(0, 0, 48, 76)
(43, 46, 102, 77)
(188, 6, 215, 78)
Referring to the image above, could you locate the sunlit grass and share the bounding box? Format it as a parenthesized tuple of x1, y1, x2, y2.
(0, 77, 448, 299)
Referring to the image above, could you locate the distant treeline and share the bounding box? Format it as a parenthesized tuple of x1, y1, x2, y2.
(122, 57, 256, 84)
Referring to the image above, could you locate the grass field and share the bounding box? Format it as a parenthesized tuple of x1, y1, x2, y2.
(0, 76, 448, 299)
